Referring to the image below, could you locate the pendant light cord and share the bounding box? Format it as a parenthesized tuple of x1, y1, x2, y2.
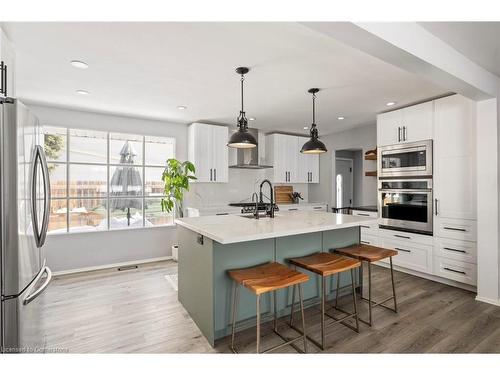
(312, 92, 316, 125)
(240, 74, 245, 112)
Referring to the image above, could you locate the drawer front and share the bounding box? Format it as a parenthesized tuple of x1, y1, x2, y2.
(352, 210, 378, 218)
(433, 256, 477, 286)
(381, 238, 432, 273)
(360, 221, 378, 236)
(360, 233, 380, 247)
(433, 237, 477, 264)
(379, 228, 433, 245)
(434, 217, 477, 241)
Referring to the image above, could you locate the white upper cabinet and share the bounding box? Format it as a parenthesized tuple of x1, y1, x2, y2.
(433, 94, 476, 221)
(266, 134, 319, 184)
(0, 28, 16, 98)
(188, 123, 228, 183)
(377, 101, 433, 146)
(297, 136, 319, 183)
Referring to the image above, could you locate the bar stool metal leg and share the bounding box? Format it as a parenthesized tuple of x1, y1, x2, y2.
(390, 256, 398, 313)
(334, 273, 340, 308)
(298, 284, 308, 353)
(256, 294, 261, 354)
(273, 290, 278, 332)
(350, 268, 359, 333)
(289, 284, 296, 326)
(368, 262, 372, 326)
(230, 282, 240, 353)
(321, 276, 326, 350)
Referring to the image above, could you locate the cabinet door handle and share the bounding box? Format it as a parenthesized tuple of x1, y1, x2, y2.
(210, 168, 213, 181)
(361, 240, 371, 245)
(403, 126, 407, 141)
(398, 126, 401, 142)
(395, 247, 411, 253)
(443, 247, 467, 254)
(356, 213, 370, 217)
(216, 212, 229, 216)
(288, 208, 298, 211)
(0, 61, 6, 96)
(443, 227, 467, 232)
(314, 207, 324, 210)
(435, 198, 439, 215)
(443, 267, 466, 275)
(214, 168, 217, 181)
(394, 234, 411, 239)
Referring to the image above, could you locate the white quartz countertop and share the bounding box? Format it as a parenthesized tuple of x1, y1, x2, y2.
(175, 211, 376, 244)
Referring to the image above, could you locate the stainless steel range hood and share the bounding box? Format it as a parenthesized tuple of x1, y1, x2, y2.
(229, 128, 273, 169)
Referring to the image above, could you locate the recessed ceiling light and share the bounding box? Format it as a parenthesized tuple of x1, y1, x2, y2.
(303, 126, 309, 130)
(249, 117, 256, 121)
(76, 89, 90, 95)
(70, 60, 89, 69)
(177, 105, 187, 110)
(386, 101, 396, 106)
(337, 116, 345, 120)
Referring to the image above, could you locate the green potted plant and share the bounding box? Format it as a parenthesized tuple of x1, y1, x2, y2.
(161, 159, 196, 219)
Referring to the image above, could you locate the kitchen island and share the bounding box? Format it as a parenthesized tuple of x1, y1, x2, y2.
(175, 211, 376, 346)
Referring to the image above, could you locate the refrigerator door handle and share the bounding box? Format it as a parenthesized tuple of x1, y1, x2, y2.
(38, 146, 51, 247)
(23, 265, 52, 305)
(30, 145, 51, 248)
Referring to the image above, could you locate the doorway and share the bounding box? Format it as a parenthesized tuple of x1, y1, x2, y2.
(335, 157, 353, 210)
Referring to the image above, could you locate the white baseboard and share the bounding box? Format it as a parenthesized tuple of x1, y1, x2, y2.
(52, 256, 173, 276)
(475, 296, 500, 306)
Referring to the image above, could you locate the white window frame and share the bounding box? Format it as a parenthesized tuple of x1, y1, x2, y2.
(44, 126, 176, 234)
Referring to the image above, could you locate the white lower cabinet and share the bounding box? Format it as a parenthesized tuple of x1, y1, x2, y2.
(433, 256, 477, 286)
(379, 236, 433, 274)
(434, 217, 477, 241)
(433, 237, 477, 264)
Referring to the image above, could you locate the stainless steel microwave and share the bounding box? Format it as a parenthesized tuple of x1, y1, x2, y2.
(378, 140, 433, 178)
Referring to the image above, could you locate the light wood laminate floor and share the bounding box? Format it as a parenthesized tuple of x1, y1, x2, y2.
(39, 261, 500, 353)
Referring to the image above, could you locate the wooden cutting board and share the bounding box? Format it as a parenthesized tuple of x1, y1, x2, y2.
(274, 185, 294, 204)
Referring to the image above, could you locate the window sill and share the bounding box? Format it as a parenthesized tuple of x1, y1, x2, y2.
(47, 223, 177, 237)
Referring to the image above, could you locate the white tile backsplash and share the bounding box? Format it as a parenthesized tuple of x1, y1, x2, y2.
(184, 168, 309, 207)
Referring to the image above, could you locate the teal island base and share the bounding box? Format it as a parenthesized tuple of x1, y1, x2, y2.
(177, 225, 361, 347)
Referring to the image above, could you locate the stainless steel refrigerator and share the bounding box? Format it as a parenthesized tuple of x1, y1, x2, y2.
(1, 97, 52, 353)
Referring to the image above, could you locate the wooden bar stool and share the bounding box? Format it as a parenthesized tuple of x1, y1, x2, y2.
(333, 244, 398, 326)
(288, 252, 361, 350)
(227, 262, 309, 354)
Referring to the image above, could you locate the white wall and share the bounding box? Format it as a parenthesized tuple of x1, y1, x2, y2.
(28, 103, 189, 273)
(309, 124, 377, 208)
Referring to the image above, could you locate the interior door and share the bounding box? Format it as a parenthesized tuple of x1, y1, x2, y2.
(335, 158, 353, 209)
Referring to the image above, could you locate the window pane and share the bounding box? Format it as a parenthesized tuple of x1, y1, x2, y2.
(145, 198, 173, 226)
(109, 166, 143, 196)
(69, 164, 107, 197)
(47, 163, 67, 198)
(68, 198, 107, 232)
(110, 133, 143, 165)
(43, 126, 67, 162)
(145, 167, 165, 196)
(69, 129, 107, 163)
(109, 198, 143, 229)
(48, 198, 67, 233)
(145, 136, 174, 166)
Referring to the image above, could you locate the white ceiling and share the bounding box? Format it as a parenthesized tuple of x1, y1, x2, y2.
(3, 22, 447, 134)
(420, 22, 500, 78)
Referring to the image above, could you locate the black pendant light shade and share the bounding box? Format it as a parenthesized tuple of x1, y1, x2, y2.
(228, 67, 257, 149)
(301, 88, 327, 154)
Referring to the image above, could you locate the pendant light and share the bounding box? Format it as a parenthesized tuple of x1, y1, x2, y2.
(300, 88, 327, 154)
(227, 67, 258, 149)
